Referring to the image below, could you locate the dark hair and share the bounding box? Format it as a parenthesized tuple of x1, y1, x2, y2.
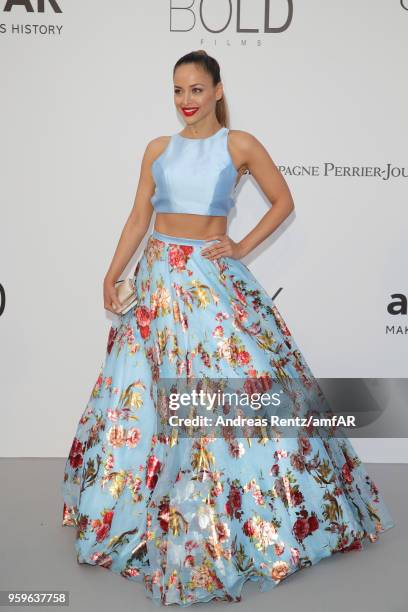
(173, 50, 229, 127)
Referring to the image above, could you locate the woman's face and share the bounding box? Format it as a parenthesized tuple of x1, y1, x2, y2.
(173, 63, 222, 125)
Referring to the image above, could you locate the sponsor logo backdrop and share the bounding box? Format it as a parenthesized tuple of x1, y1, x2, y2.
(1, 1, 407, 459)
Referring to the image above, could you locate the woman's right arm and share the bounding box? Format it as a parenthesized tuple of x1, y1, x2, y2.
(103, 137, 165, 314)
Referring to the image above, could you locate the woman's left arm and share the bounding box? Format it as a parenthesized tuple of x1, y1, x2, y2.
(202, 131, 295, 260)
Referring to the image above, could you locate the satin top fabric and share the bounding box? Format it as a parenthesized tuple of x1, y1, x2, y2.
(151, 126, 238, 216)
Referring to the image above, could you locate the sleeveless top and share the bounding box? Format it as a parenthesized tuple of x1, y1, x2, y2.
(151, 126, 238, 216)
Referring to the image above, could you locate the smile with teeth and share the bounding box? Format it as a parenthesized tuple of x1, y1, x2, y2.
(182, 107, 199, 116)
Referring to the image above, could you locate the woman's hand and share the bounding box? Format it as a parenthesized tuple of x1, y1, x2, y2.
(201, 234, 244, 261)
(103, 277, 123, 314)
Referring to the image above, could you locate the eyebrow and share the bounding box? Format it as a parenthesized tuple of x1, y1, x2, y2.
(174, 83, 205, 88)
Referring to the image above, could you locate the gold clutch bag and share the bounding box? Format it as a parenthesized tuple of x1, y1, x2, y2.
(114, 277, 138, 315)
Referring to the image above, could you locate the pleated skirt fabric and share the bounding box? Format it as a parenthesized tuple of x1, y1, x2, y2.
(61, 229, 395, 606)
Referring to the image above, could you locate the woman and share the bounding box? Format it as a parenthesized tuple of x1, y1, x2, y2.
(61, 50, 395, 607)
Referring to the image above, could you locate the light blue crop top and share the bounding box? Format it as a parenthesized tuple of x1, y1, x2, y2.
(151, 126, 239, 216)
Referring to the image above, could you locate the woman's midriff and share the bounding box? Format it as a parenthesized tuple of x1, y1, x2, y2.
(153, 212, 228, 240)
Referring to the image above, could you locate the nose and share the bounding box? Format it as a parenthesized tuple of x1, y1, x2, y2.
(182, 95, 193, 106)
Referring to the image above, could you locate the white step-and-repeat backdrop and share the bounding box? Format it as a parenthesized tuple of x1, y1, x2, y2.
(1, 1, 407, 460)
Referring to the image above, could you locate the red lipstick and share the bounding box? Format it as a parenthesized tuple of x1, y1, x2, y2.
(182, 107, 199, 117)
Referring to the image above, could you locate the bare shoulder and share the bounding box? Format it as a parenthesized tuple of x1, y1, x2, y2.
(228, 130, 265, 175)
(228, 129, 261, 152)
(144, 135, 172, 163)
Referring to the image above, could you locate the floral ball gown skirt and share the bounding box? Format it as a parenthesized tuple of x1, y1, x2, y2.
(61, 229, 395, 607)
